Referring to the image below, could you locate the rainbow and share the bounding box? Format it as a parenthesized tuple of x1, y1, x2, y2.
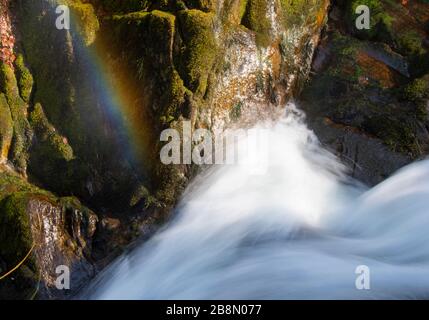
(62, 0, 156, 171)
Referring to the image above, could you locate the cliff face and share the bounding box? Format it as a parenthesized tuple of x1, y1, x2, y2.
(299, 0, 429, 185)
(99, 0, 330, 208)
(0, 0, 330, 298)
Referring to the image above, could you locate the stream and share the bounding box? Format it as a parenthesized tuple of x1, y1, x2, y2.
(82, 104, 429, 299)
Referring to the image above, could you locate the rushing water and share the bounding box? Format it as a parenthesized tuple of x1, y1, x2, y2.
(83, 104, 429, 299)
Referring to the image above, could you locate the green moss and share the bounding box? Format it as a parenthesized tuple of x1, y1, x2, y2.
(112, 9, 187, 124)
(113, 11, 150, 21)
(18, 1, 78, 137)
(113, 9, 176, 48)
(331, 31, 361, 52)
(178, 9, 217, 94)
(0, 168, 97, 298)
(0, 170, 48, 201)
(150, 9, 176, 28)
(113, 9, 175, 43)
(28, 103, 47, 132)
(170, 69, 187, 103)
(362, 115, 418, 155)
(324, 33, 364, 83)
(160, 69, 188, 124)
(176, 1, 188, 10)
(0, 192, 33, 262)
(0, 62, 19, 101)
(0, 94, 13, 160)
(129, 184, 157, 208)
(401, 77, 429, 121)
(403, 78, 429, 102)
(242, 0, 271, 47)
(0, 62, 33, 171)
(14, 54, 34, 103)
(239, 0, 249, 20)
(59, 196, 95, 223)
(29, 103, 74, 161)
(0, 188, 38, 299)
(280, 0, 318, 27)
(27, 103, 77, 194)
(65, 0, 100, 46)
(397, 31, 425, 57)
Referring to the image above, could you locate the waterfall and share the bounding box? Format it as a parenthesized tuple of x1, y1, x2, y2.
(82, 104, 429, 299)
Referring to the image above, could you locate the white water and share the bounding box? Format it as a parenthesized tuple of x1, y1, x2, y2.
(84, 104, 429, 299)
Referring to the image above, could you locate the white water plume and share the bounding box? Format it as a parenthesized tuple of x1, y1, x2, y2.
(83, 103, 429, 299)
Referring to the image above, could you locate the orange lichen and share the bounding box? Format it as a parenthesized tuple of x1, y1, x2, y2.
(356, 52, 398, 89)
(269, 41, 282, 79)
(315, 6, 326, 27)
(0, 0, 15, 67)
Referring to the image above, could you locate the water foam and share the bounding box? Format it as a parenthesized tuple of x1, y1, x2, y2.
(83, 104, 429, 299)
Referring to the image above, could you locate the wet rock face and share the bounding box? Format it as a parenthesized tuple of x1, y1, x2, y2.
(28, 197, 97, 299)
(0, 0, 331, 299)
(0, 169, 97, 299)
(299, 0, 429, 185)
(105, 0, 330, 207)
(7, 0, 329, 215)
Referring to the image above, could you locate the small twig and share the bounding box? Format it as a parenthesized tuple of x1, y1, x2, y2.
(29, 270, 41, 300)
(0, 243, 35, 281)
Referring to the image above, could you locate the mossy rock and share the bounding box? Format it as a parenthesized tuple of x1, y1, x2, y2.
(0, 62, 21, 101)
(113, 9, 176, 67)
(29, 103, 74, 162)
(280, 0, 321, 27)
(160, 69, 189, 124)
(27, 103, 77, 197)
(362, 113, 419, 155)
(396, 31, 426, 57)
(129, 184, 158, 208)
(0, 189, 39, 299)
(14, 54, 34, 103)
(0, 169, 97, 299)
(177, 9, 217, 94)
(0, 94, 13, 161)
(16, 1, 91, 177)
(59, 196, 97, 244)
(17, 1, 76, 133)
(112, 9, 190, 124)
(322, 32, 365, 84)
(0, 170, 49, 201)
(403, 77, 429, 102)
(64, 0, 100, 46)
(147, 10, 176, 41)
(242, 0, 271, 47)
(0, 62, 33, 171)
(0, 193, 34, 263)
